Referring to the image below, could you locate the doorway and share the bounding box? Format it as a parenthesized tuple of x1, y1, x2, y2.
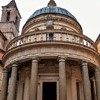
(42, 82, 57, 100)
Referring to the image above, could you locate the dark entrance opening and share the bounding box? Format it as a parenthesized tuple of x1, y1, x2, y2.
(76, 82, 80, 100)
(90, 80, 95, 100)
(42, 82, 57, 100)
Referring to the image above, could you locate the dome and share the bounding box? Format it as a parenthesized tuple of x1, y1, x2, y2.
(28, 6, 77, 21)
(27, 0, 77, 22)
(23, 0, 82, 34)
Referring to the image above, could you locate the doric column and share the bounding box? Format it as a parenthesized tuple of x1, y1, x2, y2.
(30, 58, 38, 100)
(16, 71, 22, 100)
(95, 68, 100, 100)
(82, 61, 91, 100)
(0, 69, 9, 100)
(24, 68, 30, 100)
(8, 64, 18, 100)
(58, 57, 67, 100)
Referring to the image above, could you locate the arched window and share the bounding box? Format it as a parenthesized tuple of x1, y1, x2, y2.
(6, 11, 10, 21)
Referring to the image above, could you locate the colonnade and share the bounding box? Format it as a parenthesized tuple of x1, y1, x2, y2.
(1, 57, 100, 100)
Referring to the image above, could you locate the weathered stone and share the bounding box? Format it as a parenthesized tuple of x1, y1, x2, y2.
(30, 59, 38, 100)
(82, 61, 91, 100)
(8, 64, 17, 100)
(95, 68, 100, 100)
(59, 58, 67, 100)
(0, 70, 9, 100)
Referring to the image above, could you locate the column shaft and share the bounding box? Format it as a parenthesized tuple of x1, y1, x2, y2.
(8, 64, 17, 100)
(24, 70, 30, 100)
(59, 58, 67, 100)
(95, 68, 100, 100)
(0, 70, 9, 100)
(82, 62, 91, 100)
(30, 59, 38, 100)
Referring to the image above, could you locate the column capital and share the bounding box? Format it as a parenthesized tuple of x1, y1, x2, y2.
(12, 64, 17, 67)
(32, 59, 38, 63)
(58, 56, 67, 62)
(31, 56, 39, 63)
(82, 60, 88, 66)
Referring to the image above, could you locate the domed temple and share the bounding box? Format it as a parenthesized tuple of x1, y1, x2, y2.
(0, 0, 100, 100)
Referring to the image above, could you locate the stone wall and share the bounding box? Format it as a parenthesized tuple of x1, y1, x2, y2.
(97, 41, 100, 54)
(0, 65, 3, 96)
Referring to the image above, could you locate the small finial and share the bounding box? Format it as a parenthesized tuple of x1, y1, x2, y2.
(48, 0, 57, 7)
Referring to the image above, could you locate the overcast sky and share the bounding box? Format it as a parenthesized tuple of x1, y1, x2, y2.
(0, 0, 100, 41)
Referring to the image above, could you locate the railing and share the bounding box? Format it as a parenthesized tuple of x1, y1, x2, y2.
(6, 32, 97, 51)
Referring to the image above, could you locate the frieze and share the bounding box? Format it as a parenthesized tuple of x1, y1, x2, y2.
(3, 45, 100, 68)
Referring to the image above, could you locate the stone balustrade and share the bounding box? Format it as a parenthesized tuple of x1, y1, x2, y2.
(6, 32, 96, 51)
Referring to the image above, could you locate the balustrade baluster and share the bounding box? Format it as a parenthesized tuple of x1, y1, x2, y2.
(66, 34, 68, 41)
(41, 36, 43, 41)
(40, 33, 43, 41)
(82, 39, 84, 44)
(31, 35, 34, 42)
(28, 36, 31, 42)
(76, 36, 80, 43)
(19, 40, 21, 45)
(86, 41, 88, 46)
(72, 35, 74, 42)
(54, 36, 56, 40)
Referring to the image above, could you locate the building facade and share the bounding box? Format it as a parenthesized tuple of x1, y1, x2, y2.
(0, 0, 21, 97)
(0, 31, 7, 94)
(0, 0, 100, 100)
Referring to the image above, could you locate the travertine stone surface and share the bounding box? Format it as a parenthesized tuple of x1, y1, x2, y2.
(59, 58, 67, 100)
(30, 59, 38, 100)
(23, 69, 30, 100)
(95, 68, 100, 100)
(0, 0, 100, 100)
(82, 62, 91, 100)
(8, 64, 17, 100)
(0, 70, 9, 100)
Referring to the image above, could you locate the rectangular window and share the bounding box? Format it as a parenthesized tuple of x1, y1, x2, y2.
(22, 83, 25, 100)
(90, 80, 95, 100)
(76, 82, 80, 100)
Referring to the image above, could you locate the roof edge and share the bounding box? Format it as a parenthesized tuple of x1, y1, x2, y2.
(0, 31, 7, 40)
(95, 34, 100, 45)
